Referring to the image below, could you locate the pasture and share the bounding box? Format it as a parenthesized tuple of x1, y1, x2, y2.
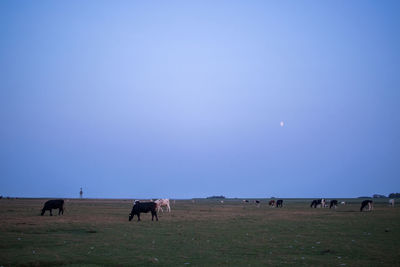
(0, 198, 399, 266)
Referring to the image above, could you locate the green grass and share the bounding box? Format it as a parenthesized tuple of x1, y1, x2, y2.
(0, 198, 399, 266)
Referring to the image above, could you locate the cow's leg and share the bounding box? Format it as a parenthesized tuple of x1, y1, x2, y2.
(167, 204, 170, 212)
(50, 209, 53, 216)
(137, 213, 141, 221)
(154, 211, 158, 221)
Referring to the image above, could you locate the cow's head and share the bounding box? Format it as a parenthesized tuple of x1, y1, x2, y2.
(129, 213, 133, 221)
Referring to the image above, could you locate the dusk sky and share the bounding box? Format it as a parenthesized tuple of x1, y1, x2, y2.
(1, 1, 399, 199)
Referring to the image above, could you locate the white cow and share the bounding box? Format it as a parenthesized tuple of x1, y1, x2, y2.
(155, 198, 171, 212)
(389, 199, 395, 207)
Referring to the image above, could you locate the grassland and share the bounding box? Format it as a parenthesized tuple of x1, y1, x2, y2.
(0, 198, 399, 266)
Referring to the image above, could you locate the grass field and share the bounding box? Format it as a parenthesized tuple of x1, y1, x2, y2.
(0, 198, 399, 266)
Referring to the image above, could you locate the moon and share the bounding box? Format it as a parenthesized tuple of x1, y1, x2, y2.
(280, 121, 284, 127)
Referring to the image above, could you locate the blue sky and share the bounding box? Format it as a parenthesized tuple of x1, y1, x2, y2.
(1, 1, 399, 198)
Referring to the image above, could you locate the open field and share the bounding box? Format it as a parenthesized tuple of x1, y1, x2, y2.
(0, 198, 399, 266)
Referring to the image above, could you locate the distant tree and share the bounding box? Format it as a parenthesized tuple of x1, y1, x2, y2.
(358, 196, 370, 199)
(373, 194, 387, 198)
(388, 193, 400, 198)
(206, 195, 226, 199)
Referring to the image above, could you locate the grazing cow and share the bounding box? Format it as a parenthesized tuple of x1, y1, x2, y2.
(243, 199, 249, 203)
(254, 200, 260, 207)
(329, 200, 338, 209)
(41, 199, 64, 216)
(129, 201, 158, 221)
(360, 200, 373, 212)
(155, 198, 171, 212)
(269, 200, 276, 207)
(310, 199, 325, 208)
(340, 201, 346, 205)
(389, 199, 395, 207)
(276, 199, 283, 208)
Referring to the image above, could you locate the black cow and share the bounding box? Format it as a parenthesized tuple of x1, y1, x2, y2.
(41, 199, 64, 216)
(310, 199, 325, 208)
(129, 201, 158, 222)
(360, 200, 373, 212)
(276, 199, 283, 208)
(329, 200, 338, 209)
